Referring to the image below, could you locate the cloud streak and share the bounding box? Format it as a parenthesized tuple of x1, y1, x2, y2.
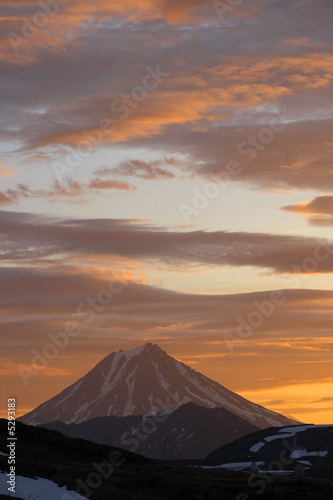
(0, 163, 14, 177)
(283, 196, 333, 225)
(1, 264, 333, 344)
(96, 158, 176, 180)
(0, 178, 135, 207)
(1, 211, 333, 274)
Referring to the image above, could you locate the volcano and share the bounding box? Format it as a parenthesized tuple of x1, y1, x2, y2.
(20, 343, 296, 429)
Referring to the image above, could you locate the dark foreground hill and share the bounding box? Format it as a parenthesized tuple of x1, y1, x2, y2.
(205, 423, 333, 481)
(1, 420, 333, 499)
(40, 402, 259, 459)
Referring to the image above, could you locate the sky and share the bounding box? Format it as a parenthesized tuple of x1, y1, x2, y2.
(0, 0, 333, 425)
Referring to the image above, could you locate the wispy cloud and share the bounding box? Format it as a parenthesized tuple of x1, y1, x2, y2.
(96, 158, 176, 180)
(1, 211, 333, 274)
(0, 178, 135, 207)
(282, 196, 333, 225)
(0, 163, 14, 177)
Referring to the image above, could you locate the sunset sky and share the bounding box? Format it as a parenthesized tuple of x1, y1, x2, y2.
(1, 0, 333, 425)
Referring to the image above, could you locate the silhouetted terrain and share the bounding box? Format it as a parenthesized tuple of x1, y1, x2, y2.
(1, 420, 333, 499)
(40, 402, 259, 459)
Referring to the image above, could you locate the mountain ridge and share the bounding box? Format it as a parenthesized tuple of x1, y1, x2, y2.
(39, 402, 260, 459)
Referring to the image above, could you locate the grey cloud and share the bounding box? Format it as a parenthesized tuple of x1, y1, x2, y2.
(1, 210, 333, 273)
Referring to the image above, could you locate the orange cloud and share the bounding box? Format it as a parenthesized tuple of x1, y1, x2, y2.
(31, 83, 291, 150)
(30, 365, 73, 377)
(213, 53, 333, 90)
(0, 163, 14, 177)
(0, 0, 211, 67)
(14, 50, 332, 155)
(283, 196, 333, 225)
(88, 179, 135, 191)
(0, 362, 22, 376)
(240, 381, 333, 425)
(160, 0, 209, 23)
(0, 361, 71, 377)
